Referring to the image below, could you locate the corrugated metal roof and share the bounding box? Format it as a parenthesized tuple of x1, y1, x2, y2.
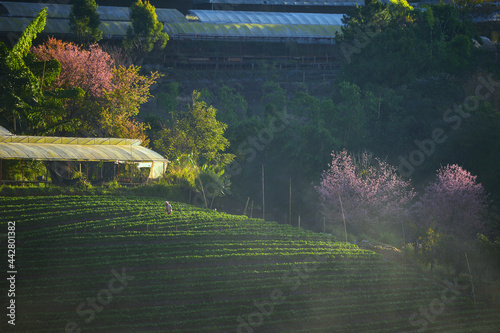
(0, 126, 167, 162)
(189, 10, 345, 25)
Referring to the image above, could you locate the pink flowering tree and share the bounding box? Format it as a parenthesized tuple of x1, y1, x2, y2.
(32, 37, 113, 98)
(415, 164, 489, 240)
(31, 38, 113, 135)
(316, 150, 415, 229)
(31, 38, 158, 141)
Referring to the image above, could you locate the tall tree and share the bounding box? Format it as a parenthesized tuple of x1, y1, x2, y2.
(0, 8, 72, 134)
(124, 0, 169, 57)
(32, 38, 113, 135)
(337, 0, 481, 88)
(155, 91, 234, 171)
(316, 150, 415, 228)
(69, 0, 102, 44)
(33, 38, 113, 99)
(32, 38, 159, 141)
(415, 164, 489, 240)
(101, 65, 161, 145)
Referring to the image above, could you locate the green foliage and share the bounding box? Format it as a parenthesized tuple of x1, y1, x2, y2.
(69, 0, 102, 43)
(215, 85, 248, 125)
(0, 8, 70, 134)
(279, 91, 340, 176)
(129, 182, 189, 201)
(1, 160, 46, 183)
(338, 1, 481, 88)
(102, 65, 160, 144)
(261, 81, 286, 115)
(451, 101, 500, 199)
(441, 34, 474, 73)
(334, 81, 376, 150)
(162, 154, 198, 189)
(2, 194, 499, 331)
(12, 8, 47, 58)
(124, 0, 169, 56)
(418, 227, 441, 271)
(71, 170, 93, 190)
(155, 91, 235, 171)
(157, 81, 179, 113)
(30, 38, 157, 140)
(476, 234, 500, 278)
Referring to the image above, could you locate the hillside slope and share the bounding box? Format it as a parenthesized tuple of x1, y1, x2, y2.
(0, 195, 498, 332)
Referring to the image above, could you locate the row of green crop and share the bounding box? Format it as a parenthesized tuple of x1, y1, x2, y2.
(13, 259, 411, 288)
(13, 264, 437, 308)
(18, 223, 339, 245)
(17, 243, 373, 259)
(0, 195, 247, 217)
(3, 195, 496, 333)
(18, 293, 486, 333)
(15, 288, 459, 332)
(14, 249, 382, 274)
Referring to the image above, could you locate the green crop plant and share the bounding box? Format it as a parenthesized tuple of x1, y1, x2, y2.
(0, 195, 498, 332)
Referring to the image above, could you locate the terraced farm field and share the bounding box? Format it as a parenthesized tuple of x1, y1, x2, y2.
(0, 195, 499, 332)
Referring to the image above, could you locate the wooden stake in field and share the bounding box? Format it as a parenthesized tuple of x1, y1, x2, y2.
(262, 164, 265, 220)
(298, 215, 301, 228)
(402, 219, 407, 272)
(289, 178, 292, 225)
(190, 158, 207, 209)
(244, 197, 250, 216)
(465, 252, 476, 305)
(197, 174, 208, 209)
(338, 193, 348, 243)
(210, 191, 216, 209)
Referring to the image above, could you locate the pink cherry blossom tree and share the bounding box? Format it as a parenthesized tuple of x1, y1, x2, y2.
(30, 38, 158, 141)
(415, 164, 489, 240)
(316, 150, 415, 228)
(32, 37, 113, 98)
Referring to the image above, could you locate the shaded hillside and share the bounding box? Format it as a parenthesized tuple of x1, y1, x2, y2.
(0, 195, 498, 332)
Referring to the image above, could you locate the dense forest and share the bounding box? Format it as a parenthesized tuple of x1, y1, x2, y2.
(1, 0, 500, 282)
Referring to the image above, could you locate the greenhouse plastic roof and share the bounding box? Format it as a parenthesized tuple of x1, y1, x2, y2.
(192, 0, 363, 6)
(0, 17, 130, 37)
(164, 22, 340, 43)
(0, 126, 12, 136)
(0, 2, 187, 23)
(189, 10, 345, 25)
(0, 127, 167, 162)
(1, 17, 342, 43)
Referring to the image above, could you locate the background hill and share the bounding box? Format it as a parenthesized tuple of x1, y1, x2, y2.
(1, 194, 499, 332)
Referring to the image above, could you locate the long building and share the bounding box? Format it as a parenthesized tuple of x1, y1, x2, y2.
(192, 0, 363, 13)
(0, 1, 346, 68)
(0, 126, 168, 185)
